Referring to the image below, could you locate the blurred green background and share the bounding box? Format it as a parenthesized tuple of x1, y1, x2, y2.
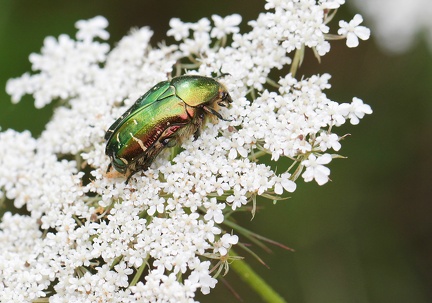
(1, 1, 431, 302)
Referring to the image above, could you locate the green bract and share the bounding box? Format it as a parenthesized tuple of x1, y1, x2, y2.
(105, 75, 233, 183)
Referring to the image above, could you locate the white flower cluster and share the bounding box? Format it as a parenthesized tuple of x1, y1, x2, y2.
(1, 1, 371, 302)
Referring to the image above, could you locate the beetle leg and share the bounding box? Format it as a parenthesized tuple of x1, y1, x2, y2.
(125, 165, 145, 184)
(162, 138, 176, 147)
(192, 112, 205, 140)
(202, 106, 232, 122)
(193, 128, 201, 140)
(106, 162, 112, 173)
(125, 171, 135, 184)
(124, 162, 138, 184)
(124, 149, 151, 184)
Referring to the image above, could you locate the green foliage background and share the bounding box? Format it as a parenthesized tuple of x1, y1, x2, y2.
(1, 1, 431, 302)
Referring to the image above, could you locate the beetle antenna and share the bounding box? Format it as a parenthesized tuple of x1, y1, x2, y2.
(217, 71, 231, 79)
(218, 72, 231, 78)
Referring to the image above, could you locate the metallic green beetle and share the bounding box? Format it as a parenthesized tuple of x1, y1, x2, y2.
(105, 75, 233, 183)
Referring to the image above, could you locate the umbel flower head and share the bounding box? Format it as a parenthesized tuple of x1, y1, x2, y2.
(1, 1, 371, 302)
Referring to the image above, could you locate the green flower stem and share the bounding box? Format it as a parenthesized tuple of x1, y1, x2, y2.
(248, 149, 267, 161)
(229, 250, 287, 303)
(130, 258, 148, 287)
(290, 45, 305, 78)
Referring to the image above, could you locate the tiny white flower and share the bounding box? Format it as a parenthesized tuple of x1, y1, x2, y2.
(316, 40, 331, 56)
(211, 14, 242, 39)
(75, 16, 109, 42)
(302, 154, 332, 185)
(167, 18, 191, 41)
(316, 133, 341, 152)
(339, 97, 373, 125)
(191, 17, 211, 34)
(321, 0, 345, 9)
(226, 188, 248, 210)
(114, 262, 133, 288)
(203, 198, 225, 224)
(188, 261, 217, 295)
(214, 234, 239, 256)
(221, 133, 248, 160)
(273, 173, 297, 195)
(338, 14, 371, 47)
(146, 197, 166, 216)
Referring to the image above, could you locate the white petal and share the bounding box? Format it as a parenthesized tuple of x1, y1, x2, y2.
(346, 32, 360, 48)
(238, 146, 248, 158)
(213, 212, 224, 224)
(352, 14, 364, 26)
(317, 154, 332, 165)
(228, 148, 237, 159)
(302, 167, 314, 182)
(314, 167, 330, 185)
(274, 183, 283, 195)
(354, 26, 371, 41)
(282, 179, 296, 193)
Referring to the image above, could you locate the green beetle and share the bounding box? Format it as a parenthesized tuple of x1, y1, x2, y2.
(105, 75, 233, 183)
